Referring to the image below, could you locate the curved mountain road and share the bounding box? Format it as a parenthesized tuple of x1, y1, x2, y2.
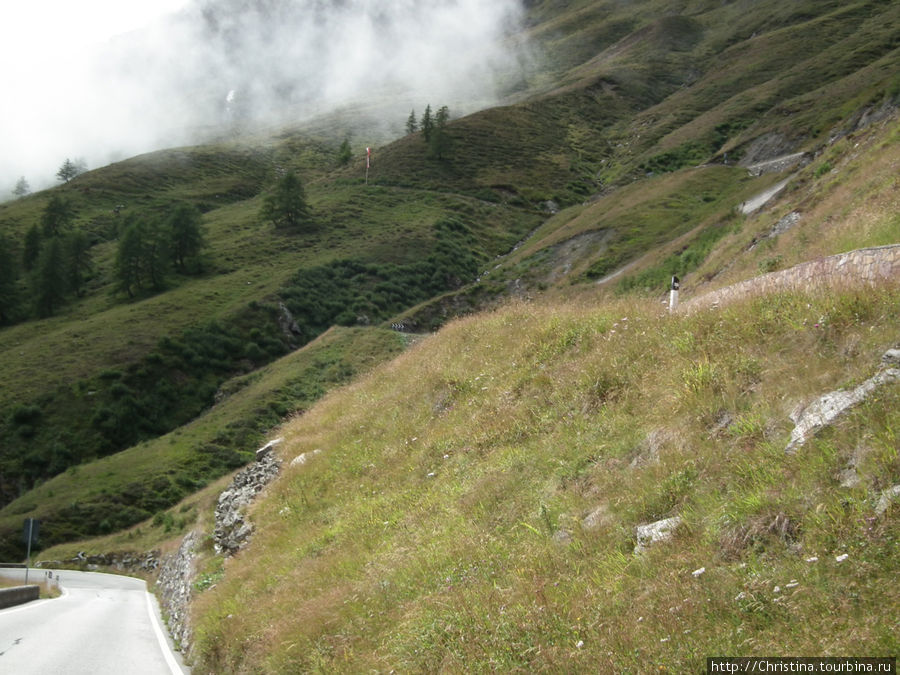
(0, 568, 188, 674)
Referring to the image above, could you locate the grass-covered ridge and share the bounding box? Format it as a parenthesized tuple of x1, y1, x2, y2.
(0, 327, 407, 558)
(190, 286, 900, 672)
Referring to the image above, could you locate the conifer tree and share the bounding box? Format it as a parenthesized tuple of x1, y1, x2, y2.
(429, 105, 452, 160)
(40, 196, 75, 237)
(55, 158, 86, 183)
(0, 234, 19, 324)
(116, 217, 169, 297)
(23, 225, 41, 272)
(65, 230, 92, 297)
(167, 203, 205, 273)
(116, 223, 144, 298)
(338, 138, 353, 166)
(34, 237, 67, 316)
(261, 171, 311, 230)
(406, 109, 417, 135)
(421, 104, 433, 142)
(13, 176, 29, 198)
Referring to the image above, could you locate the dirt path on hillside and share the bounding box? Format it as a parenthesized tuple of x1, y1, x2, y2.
(740, 177, 791, 214)
(743, 152, 806, 176)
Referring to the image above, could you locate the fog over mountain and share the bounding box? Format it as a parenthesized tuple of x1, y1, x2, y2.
(2, 0, 529, 195)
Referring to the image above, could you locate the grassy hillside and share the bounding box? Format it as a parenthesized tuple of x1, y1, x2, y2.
(2, 0, 898, 560)
(0, 136, 541, 521)
(188, 285, 899, 672)
(0, 327, 407, 558)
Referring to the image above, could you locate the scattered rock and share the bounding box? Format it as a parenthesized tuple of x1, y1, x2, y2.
(581, 504, 613, 531)
(708, 411, 735, 437)
(786, 366, 900, 452)
(830, 101, 899, 143)
(541, 200, 560, 215)
(874, 485, 900, 516)
(256, 437, 283, 460)
(552, 529, 573, 545)
(629, 429, 670, 469)
(769, 211, 802, 237)
(277, 302, 301, 339)
(214, 439, 283, 555)
(837, 466, 861, 489)
(837, 444, 868, 488)
(881, 349, 900, 368)
(634, 515, 682, 554)
(738, 132, 796, 168)
(36, 550, 160, 573)
(290, 448, 322, 468)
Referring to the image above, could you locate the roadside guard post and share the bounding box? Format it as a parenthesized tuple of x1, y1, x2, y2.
(23, 518, 39, 584)
(669, 275, 680, 313)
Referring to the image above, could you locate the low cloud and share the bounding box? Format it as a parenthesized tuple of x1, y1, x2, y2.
(2, 0, 531, 195)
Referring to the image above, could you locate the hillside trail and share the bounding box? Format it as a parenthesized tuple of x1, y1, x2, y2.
(743, 152, 806, 176)
(739, 177, 792, 214)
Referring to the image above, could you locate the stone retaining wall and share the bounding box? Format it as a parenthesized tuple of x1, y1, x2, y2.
(37, 550, 160, 573)
(156, 530, 199, 652)
(681, 245, 900, 313)
(0, 584, 39, 609)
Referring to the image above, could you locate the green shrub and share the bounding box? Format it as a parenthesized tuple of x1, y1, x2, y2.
(814, 162, 833, 178)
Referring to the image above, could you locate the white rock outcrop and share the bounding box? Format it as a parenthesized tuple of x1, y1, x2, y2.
(875, 485, 900, 516)
(786, 360, 900, 453)
(634, 515, 682, 554)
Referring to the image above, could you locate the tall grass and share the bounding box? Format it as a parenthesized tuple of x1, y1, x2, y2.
(190, 285, 899, 672)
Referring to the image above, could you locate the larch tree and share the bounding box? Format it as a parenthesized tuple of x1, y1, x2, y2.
(261, 171, 312, 230)
(167, 203, 206, 273)
(33, 237, 67, 316)
(40, 196, 75, 237)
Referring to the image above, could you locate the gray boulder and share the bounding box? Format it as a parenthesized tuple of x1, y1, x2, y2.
(634, 515, 682, 554)
(786, 367, 900, 453)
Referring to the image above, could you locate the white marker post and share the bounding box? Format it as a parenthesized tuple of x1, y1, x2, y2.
(23, 518, 38, 584)
(365, 146, 371, 185)
(669, 275, 680, 313)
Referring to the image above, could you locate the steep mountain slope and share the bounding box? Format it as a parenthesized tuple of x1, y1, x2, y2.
(1, 0, 898, 560)
(186, 162, 899, 669)
(197, 301, 898, 669)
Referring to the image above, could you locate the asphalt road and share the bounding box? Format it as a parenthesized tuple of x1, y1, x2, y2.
(0, 568, 188, 674)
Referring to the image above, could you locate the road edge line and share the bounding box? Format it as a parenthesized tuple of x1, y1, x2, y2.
(145, 590, 184, 674)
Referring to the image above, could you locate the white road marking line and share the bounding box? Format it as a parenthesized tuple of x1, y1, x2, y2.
(145, 591, 184, 674)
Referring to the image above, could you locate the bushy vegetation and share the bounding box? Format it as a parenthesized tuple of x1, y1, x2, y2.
(280, 217, 479, 337)
(0, 327, 407, 559)
(0, 211, 492, 511)
(0, 305, 289, 508)
(617, 217, 739, 294)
